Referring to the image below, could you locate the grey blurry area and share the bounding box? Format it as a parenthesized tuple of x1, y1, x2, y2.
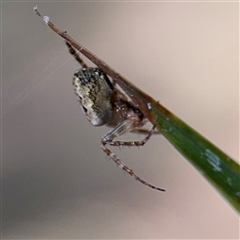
(2, 2, 239, 239)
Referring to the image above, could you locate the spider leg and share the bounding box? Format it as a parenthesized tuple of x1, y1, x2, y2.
(101, 119, 164, 191)
(100, 141, 165, 191)
(131, 128, 160, 135)
(102, 119, 156, 147)
(65, 41, 88, 68)
(66, 41, 118, 87)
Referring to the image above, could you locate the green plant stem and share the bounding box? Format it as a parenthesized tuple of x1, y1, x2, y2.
(151, 102, 240, 213)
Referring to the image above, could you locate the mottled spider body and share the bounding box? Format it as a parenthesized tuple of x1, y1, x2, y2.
(73, 68, 114, 126)
(73, 67, 146, 139)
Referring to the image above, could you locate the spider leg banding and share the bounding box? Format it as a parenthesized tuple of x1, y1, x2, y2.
(102, 120, 157, 147)
(101, 142, 165, 191)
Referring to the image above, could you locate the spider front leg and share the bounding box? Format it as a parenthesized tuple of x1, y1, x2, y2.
(66, 41, 88, 68)
(101, 120, 165, 191)
(66, 41, 117, 88)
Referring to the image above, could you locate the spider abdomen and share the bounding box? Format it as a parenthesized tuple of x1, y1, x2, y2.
(73, 68, 114, 126)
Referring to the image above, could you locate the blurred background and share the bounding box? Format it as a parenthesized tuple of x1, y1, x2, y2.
(2, 1, 239, 239)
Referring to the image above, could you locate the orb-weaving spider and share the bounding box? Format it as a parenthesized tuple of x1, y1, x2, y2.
(66, 42, 165, 191)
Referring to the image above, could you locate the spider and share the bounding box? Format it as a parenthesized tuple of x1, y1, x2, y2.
(66, 42, 165, 191)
